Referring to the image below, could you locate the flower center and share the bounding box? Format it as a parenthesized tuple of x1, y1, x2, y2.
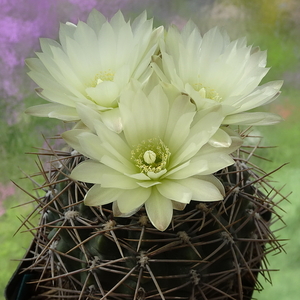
(193, 82, 222, 102)
(131, 138, 171, 174)
(143, 150, 157, 164)
(92, 70, 115, 86)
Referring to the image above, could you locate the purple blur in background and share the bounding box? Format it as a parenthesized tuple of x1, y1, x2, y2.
(0, 0, 155, 124)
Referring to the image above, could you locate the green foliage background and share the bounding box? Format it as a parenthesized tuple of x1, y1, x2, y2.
(1, 0, 299, 299)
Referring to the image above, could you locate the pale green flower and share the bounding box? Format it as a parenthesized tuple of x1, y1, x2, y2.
(152, 24, 283, 126)
(26, 10, 163, 132)
(62, 84, 242, 231)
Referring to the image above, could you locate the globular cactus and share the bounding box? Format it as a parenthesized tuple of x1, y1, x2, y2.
(5, 131, 286, 300)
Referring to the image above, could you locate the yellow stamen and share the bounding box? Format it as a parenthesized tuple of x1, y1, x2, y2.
(193, 81, 222, 102)
(131, 138, 171, 174)
(92, 70, 115, 86)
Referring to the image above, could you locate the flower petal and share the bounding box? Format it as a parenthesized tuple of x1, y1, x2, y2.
(137, 181, 161, 188)
(86, 9, 107, 32)
(223, 112, 283, 125)
(170, 107, 224, 167)
(113, 201, 141, 217)
(145, 188, 173, 231)
(179, 177, 224, 201)
(71, 160, 138, 189)
(126, 173, 151, 180)
(198, 175, 225, 196)
(70, 160, 107, 184)
(101, 155, 135, 174)
(62, 129, 98, 158)
(76, 132, 105, 161)
(189, 152, 234, 175)
(26, 103, 78, 121)
(116, 187, 151, 214)
(164, 94, 196, 152)
(84, 185, 122, 207)
(76, 103, 102, 132)
(156, 180, 192, 204)
(233, 80, 283, 113)
(208, 128, 232, 148)
(100, 108, 123, 133)
(172, 201, 186, 211)
(93, 120, 132, 164)
(85, 81, 120, 107)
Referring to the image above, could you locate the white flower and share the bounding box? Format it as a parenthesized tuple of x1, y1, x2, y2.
(25, 10, 163, 131)
(62, 83, 242, 231)
(152, 24, 283, 126)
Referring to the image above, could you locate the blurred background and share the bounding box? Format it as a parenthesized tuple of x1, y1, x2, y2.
(1, 0, 299, 299)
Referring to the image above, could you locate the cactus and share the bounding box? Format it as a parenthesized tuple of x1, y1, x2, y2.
(5, 10, 287, 300)
(5, 130, 286, 300)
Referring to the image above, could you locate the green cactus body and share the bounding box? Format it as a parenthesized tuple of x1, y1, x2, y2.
(6, 133, 286, 300)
